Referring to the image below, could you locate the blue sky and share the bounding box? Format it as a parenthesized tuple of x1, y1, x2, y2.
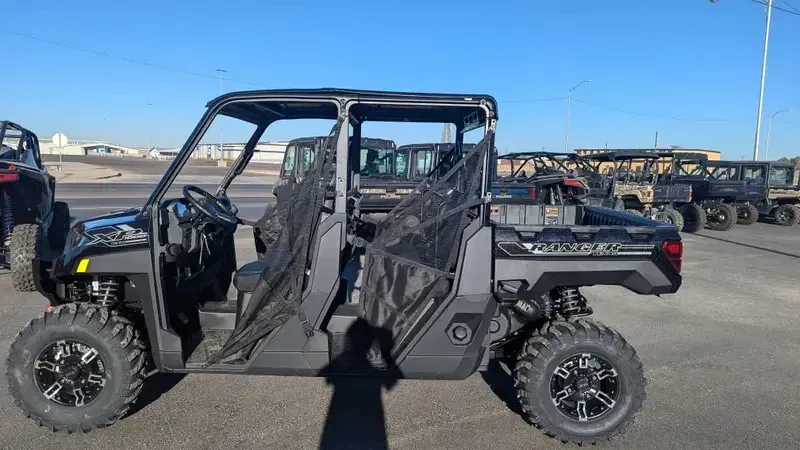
(2, 0, 799, 159)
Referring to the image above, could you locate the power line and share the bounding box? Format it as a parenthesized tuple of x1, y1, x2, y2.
(749, 0, 800, 16)
(0, 27, 276, 88)
(779, 0, 800, 13)
(0, 26, 778, 125)
(498, 96, 565, 104)
(573, 99, 755, 122)
(775, 118, 800, 129)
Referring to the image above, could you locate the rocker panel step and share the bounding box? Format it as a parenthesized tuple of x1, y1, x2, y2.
(198, 299, 237, 330)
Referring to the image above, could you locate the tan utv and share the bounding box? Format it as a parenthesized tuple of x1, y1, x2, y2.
(587, 151, 712, 233)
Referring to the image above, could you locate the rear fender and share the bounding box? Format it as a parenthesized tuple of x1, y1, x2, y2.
(494, 256, 681, 297)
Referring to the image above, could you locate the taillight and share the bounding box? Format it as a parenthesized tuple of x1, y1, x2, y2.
(0, 168, 19, 183)
(661, 240, 683, 273)
(529, 188, 537, 198)
(563, 177, 586, 188)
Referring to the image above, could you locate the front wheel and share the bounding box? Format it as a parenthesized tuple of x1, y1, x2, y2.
(6, 304, 148, 433)
(678, 203, 706, 233)
(774, 204, 798, 226)
(706, 203, 735, 231)
(736, 203, 758, 226)
(514, 320, 645, 445)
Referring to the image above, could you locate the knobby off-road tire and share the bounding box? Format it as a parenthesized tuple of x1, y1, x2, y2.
(624, 209, 642, 216)
(736, 203, 758, 226)
(47, 202, 71, 250)
(10, 224, 41, 292)
(774, 204, 799, 226)
(514, 319, 646, 445)
(6, 304, 148, 433)
(678, 203, 705, 233)
(614, 198, 625, 211)
(662, 209, 684, 231)
(706, 203, 735, 232)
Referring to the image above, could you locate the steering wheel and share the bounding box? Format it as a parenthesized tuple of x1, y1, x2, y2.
(182, 185, 238, 225)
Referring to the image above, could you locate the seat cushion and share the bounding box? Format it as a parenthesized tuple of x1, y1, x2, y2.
(233, 259, 268, 293)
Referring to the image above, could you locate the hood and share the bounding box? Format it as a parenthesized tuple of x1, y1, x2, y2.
(66, 207, 149, 253)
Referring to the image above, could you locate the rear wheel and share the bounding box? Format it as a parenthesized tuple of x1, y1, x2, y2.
(10, 224, 41, 292)
(736, 203, 758, 226)
(6, 305, 147, 433)
(678, 203, 705, 233)
(706, 203, 735, 231)
(661, 209, 684, 230)
(774, 204, 798, 226)
(514, 320, 645, 445)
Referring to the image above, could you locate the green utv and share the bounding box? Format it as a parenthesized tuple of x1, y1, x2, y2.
(9, 89, 683, 444)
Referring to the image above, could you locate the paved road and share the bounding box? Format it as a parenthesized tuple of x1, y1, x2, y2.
(44, 154, 281, 177)
(59, 183, 275, 223)
(0, 223, 798, 449)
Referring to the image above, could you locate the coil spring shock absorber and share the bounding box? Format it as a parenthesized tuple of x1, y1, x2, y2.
(554, 287, 592, 318)
(2, 191, 13, 247)
(93, 278, 120, 307)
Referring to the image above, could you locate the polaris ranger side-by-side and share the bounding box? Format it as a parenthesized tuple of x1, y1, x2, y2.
(9, 89, 682, 444)
(714, 160, 800, 226)
(0, 121, 70, 291)
(493, 151, 601, 206)
(586, 151, 690, 230)
(665, 155, 765, 226)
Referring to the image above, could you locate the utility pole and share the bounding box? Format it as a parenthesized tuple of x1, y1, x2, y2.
(654, 131, 659, 151)
(145, 103, 153, 152)
(765, 109, 790, 160)
(564, 79, 592, 152)
(214, 69, 228, 160)
(753, 0, 773, 160)
(441, 123, 452, 143)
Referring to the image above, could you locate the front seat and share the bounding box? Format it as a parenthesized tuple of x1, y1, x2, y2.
(233, 259, 267, 294)
(233, 259, 270, 317)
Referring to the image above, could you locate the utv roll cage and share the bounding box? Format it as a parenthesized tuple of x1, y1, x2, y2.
(497, 151, 596, 180)
(587, 150, 663, 184)
(0, 121, 42, 169)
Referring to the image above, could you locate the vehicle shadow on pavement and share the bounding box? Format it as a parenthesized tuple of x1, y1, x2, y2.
(480, 359, 524, 417)
(126, 373, 187, 417)
(318, 318, 400, 450)
(694, 232, 800, 259)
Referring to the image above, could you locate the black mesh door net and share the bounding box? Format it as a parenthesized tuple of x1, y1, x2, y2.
(210, 119, 343, 363)
(360, 133, 492, 345)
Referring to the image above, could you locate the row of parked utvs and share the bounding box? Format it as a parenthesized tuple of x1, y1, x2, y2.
(0, 89, 791, 445)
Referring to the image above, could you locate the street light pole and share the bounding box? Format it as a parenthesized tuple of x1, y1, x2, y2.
(765, 109, 790, 160)
(564, 79, 592, 152)
(753, 0, 774, 160)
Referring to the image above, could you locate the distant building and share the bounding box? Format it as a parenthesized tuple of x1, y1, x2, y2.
(574, 148, 721, 160)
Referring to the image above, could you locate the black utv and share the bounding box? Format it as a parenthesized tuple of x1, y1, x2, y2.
(715, 160, 800, 226)
(664, 154, 765, 227)
(0, 121, 70, 291)
(586, 151, 691, 230)
(11, 89, 683, 445)
(493, 151, 603, 207)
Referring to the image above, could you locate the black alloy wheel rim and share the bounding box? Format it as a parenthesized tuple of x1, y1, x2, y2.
(550, 353, 620, 422)
(33, 340, 107, 407)
(778, 209, 789, 222)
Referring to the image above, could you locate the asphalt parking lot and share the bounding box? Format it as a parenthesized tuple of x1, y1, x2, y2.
(0, 223, 798, 449)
